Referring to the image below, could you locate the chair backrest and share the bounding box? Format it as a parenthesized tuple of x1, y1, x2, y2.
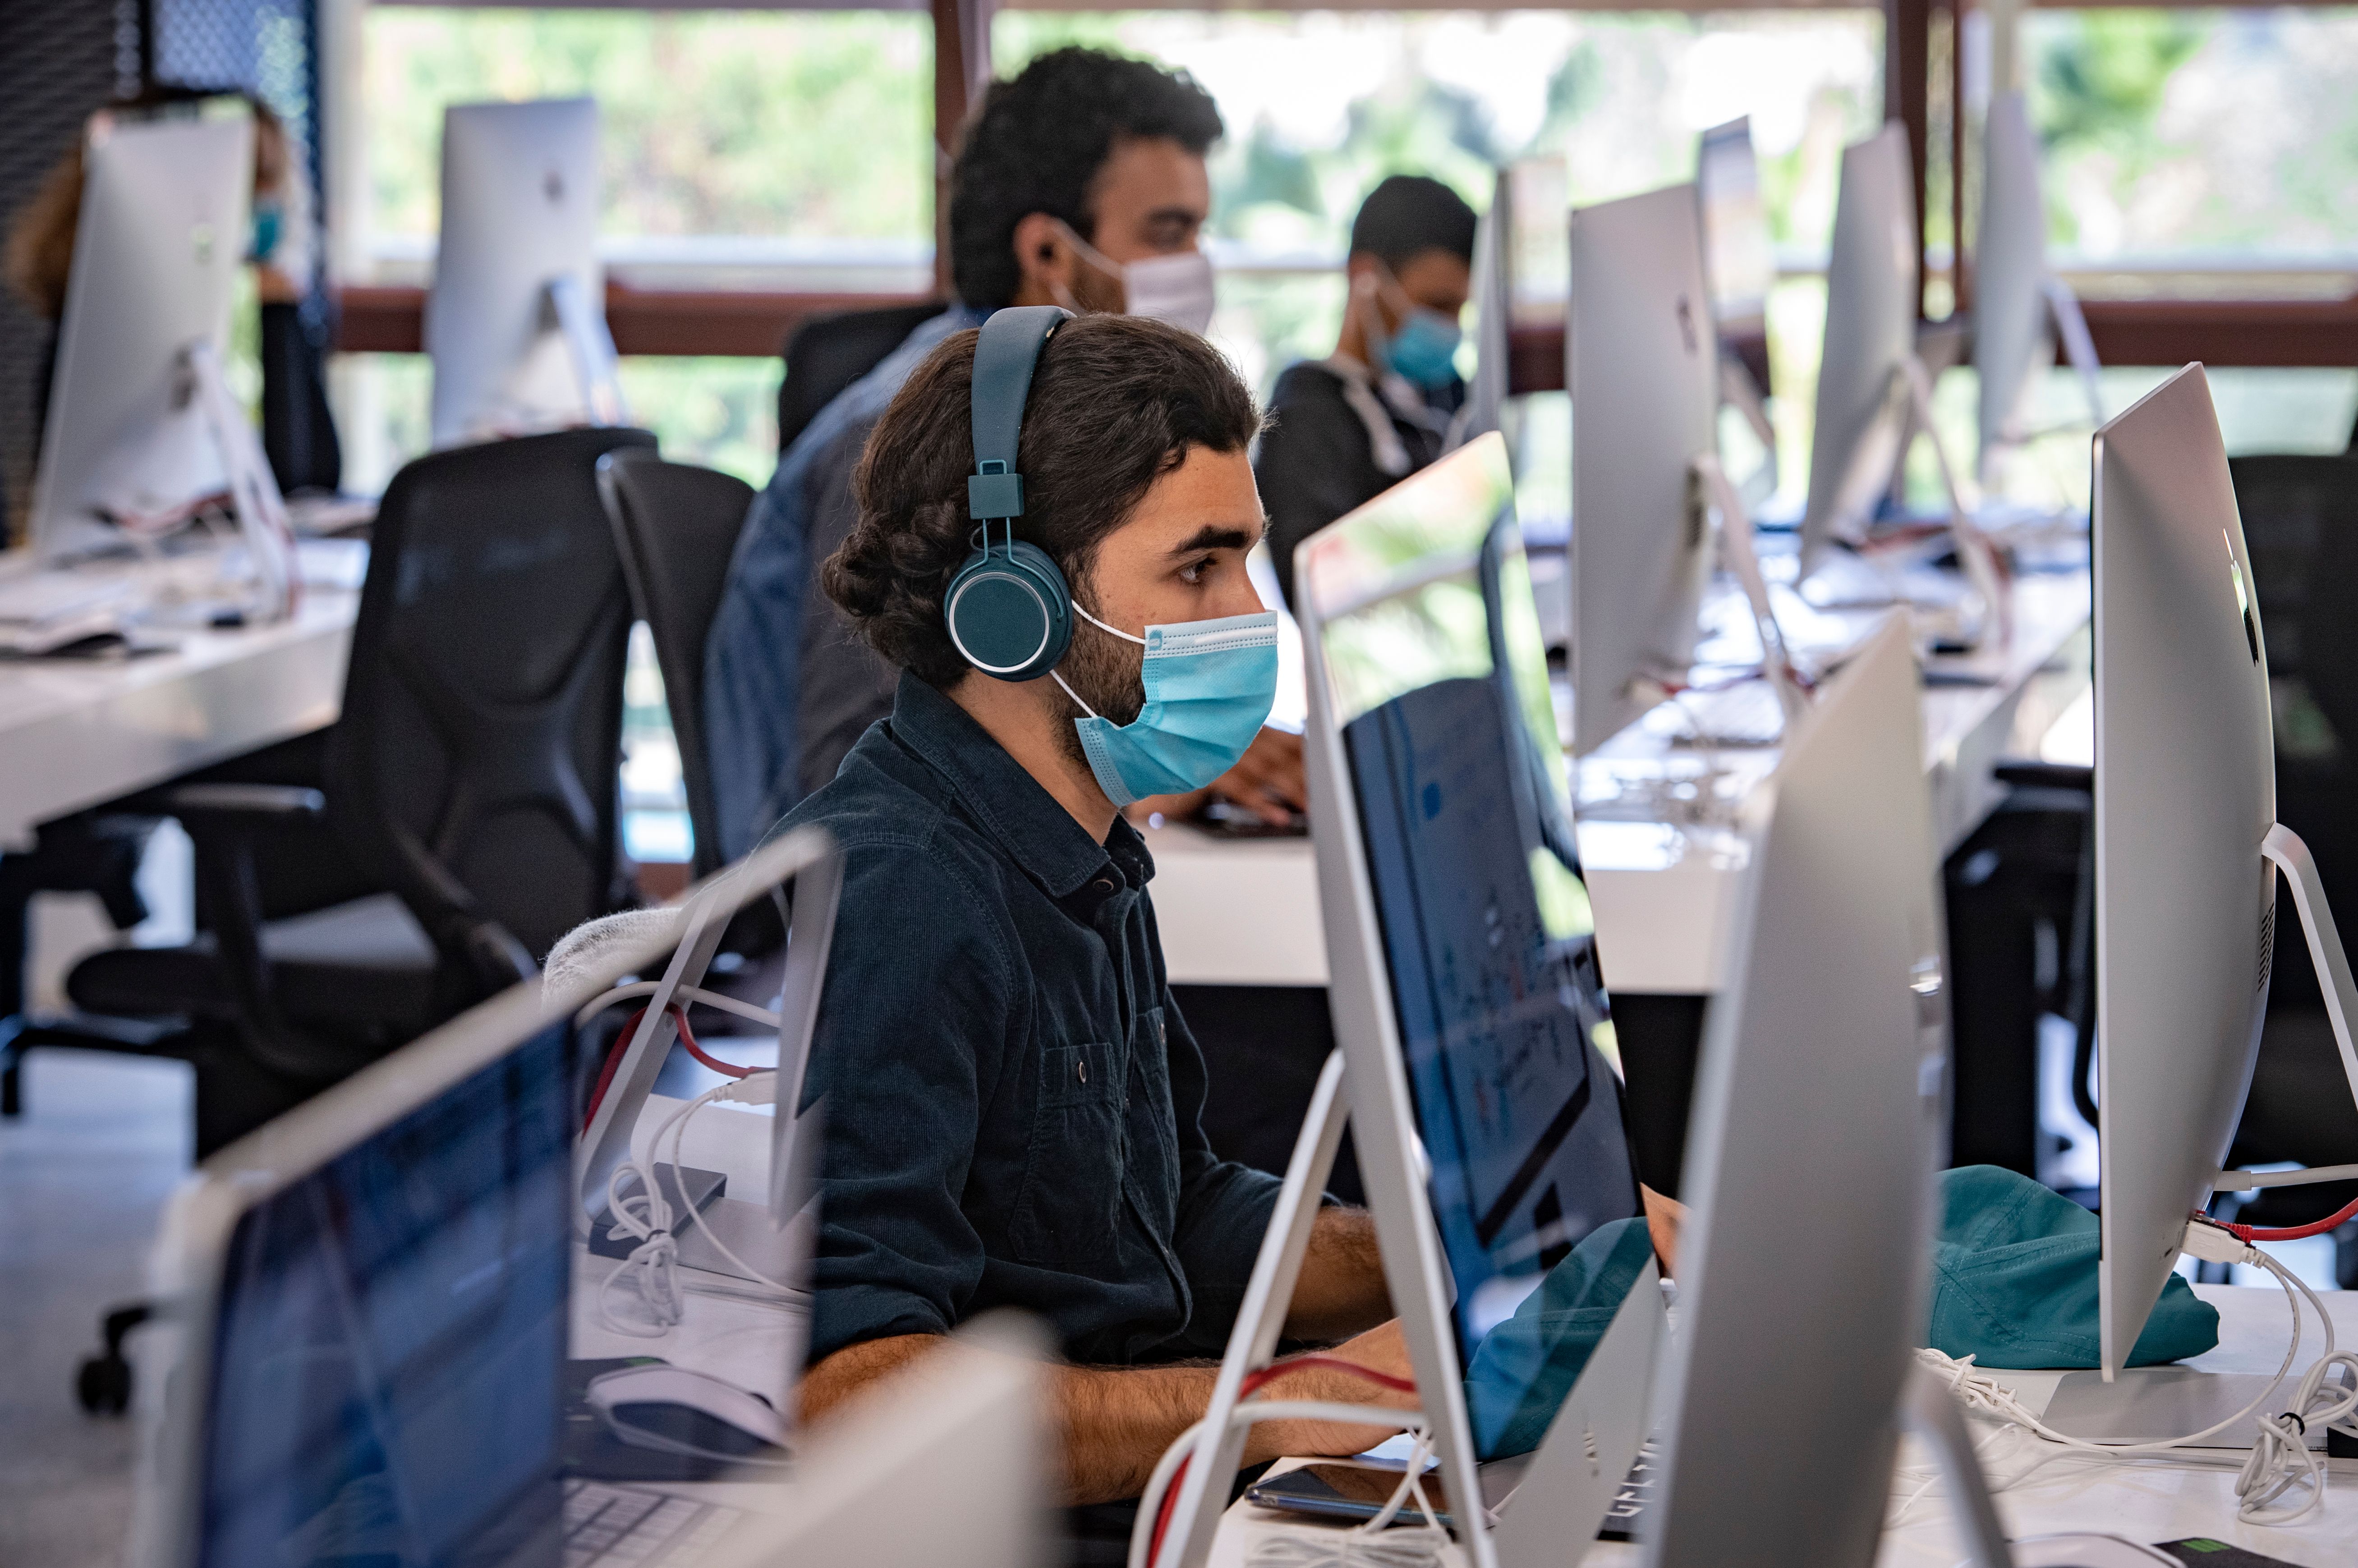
(777, 301, 946, 454)
(597, 448, 755, 878)
(327, 426, 656, 963)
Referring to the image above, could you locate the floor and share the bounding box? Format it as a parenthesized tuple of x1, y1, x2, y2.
(0, 1048, 192, 1568)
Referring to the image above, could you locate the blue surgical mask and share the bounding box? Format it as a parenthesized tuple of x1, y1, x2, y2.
(1385, 306, 1463, 389)
(1053, 605, 1279, 807)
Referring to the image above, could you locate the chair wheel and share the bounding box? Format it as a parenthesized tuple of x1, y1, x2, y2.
(77, 1351, 133, 1415)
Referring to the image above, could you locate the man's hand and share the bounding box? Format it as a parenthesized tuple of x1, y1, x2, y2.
(1126, 726, 1307, 828)
(1243, 1320, 1421, 1464)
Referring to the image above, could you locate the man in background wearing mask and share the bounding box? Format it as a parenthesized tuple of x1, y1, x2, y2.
(1255, 174, 1477, 610)
(703, 48, 1305, 861)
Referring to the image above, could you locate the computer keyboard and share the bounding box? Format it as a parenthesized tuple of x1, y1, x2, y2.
(1664, 680, 1787, 747)
(1596, 1440, 1657, 1541)
(564, 1478, 739, 1567)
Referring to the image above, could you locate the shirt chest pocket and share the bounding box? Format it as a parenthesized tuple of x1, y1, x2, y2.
(1009, 1039, 1126, 1269)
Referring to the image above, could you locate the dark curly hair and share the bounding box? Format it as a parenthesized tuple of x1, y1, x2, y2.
(825, 313, 1261, 690)
(948, 48, 1224, 312)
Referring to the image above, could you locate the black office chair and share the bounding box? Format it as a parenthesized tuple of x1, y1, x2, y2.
(2211, 454, 2358, 1284)
(596, 449, 755, 880)
(776, 301, 946, 454)
(57, 426, 654, 1158)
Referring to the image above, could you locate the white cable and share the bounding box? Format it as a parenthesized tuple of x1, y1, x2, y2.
(1130, 1401, 1428, 1568)
(573, 980, 782, 1031)
(655, 1074, 809, 1300)
(1912, 1220, 2353, 1528)
(2233, 1250, 2358, 1527)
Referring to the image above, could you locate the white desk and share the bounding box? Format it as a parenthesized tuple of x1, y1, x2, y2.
(0, 562, 359, 850)
(1147, 570, 2092, 997)
(1212, 1284, 2358, 1568)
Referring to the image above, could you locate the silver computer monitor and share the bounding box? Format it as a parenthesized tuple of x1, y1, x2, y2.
(2091, 364, 2278, 1380)
(29, 112, 252, 562)
(1451, 167, 1512, 453)
(1567, 183, 1720, 755)
(1294, 432, 1661, 1563)
(1800, 123, 1918, 576)
(426, 97, 621, 447)
(1696, 116, 1774, 395)
(1974, 91, 2052, 468)
(1642, 614, 1949, 1566)
(131, 830, 837, 1568)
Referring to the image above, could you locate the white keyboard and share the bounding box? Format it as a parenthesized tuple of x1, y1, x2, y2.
(1664, 680, 1787, 747)
(563, 1479, 739, 1568)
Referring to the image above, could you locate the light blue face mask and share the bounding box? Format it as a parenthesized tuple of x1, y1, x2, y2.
(1385, 305, 1464, 389)
(1053, 605, 1280, 807)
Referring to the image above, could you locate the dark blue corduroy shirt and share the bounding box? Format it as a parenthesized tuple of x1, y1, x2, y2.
(782, 672, 1284, 1367)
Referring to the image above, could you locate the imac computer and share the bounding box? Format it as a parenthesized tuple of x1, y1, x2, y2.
(16, 107, 295, 626)
(1155, 434, 1667, 1568)
(1799, 125, 1998, 622)
(1641, 616, 2026, 1568)
(2091, 363, 2358, 1381)
(1694, 116, 1779, 491)
(1567, 182, 1801, 756)
(129, 828, 855, 1568)
(1975, 89, 2105, 492)
(426, 97, 627, 448)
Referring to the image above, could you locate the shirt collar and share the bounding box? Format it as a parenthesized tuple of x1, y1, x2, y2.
(888, 672, 1154, 908)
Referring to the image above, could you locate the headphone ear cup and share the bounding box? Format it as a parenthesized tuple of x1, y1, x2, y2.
(945, 540, 1072, 682)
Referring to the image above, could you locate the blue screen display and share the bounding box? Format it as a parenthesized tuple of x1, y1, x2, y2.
(198, 1022, 576, 1568)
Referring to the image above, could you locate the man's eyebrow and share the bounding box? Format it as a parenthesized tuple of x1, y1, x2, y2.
(1169, 523, 1259, 555)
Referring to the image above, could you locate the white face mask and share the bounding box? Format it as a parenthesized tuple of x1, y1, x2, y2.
(1052, 220, 1217, 335)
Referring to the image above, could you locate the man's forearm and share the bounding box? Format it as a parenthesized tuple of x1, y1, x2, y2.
(803, 1327, 1417, 1508)
(1283, 1205, 1390, 1342)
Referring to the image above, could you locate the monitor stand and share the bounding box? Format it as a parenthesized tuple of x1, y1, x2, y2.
(2214, 823, 2358, 1195)
(185, 339, 299, 622)
(546, 273, 631, 428)
(1149, 1050, 1668, 1568)
(1812, 356, 2011, 652)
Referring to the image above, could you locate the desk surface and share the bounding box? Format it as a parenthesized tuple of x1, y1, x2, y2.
(1149, 569, 2091, 994)
(0, 553, 359, 848)
(1213, 1284, 2358, 1568)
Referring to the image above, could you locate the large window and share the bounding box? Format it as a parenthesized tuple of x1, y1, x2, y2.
(2023, 7, 2358, 279)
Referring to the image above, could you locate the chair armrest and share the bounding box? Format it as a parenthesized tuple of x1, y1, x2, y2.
(1992, 759, 2093, 794)
(161, 783, 327, 821)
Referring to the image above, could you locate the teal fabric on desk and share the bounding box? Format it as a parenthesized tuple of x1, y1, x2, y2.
(1461, 1216, 1655, 1460)
(1928, 1165, 2219, 1370)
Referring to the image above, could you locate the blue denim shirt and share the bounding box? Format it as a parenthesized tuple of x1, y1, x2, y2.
(702, 305, 984, 862)
(784, 672, 1285, 1367)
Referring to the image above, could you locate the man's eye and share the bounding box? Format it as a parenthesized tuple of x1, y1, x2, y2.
(1179, 556, 1214, 585)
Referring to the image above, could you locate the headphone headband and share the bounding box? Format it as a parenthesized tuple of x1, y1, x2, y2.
(968, 305, 1072, 524)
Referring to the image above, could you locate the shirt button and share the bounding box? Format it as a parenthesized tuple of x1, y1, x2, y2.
(1093, 878, 1116, 894)
(1078, 1059, 1089, 1085)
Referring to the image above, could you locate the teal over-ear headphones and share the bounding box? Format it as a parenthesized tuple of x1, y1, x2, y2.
(944, 305, 1076, 681)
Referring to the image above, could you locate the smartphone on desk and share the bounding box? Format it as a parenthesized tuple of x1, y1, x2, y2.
(1246, 1448, 1652, 1542)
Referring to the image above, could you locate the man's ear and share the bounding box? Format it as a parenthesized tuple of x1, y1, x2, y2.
(1011, 212, 1076, 308)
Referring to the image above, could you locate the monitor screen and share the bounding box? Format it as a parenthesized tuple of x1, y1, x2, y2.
(198, 1022, 576, 1568)
(1303, 436, 1644, 1448)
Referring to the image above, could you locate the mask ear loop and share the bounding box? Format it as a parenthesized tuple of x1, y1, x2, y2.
(1050, 602, 1148, 721)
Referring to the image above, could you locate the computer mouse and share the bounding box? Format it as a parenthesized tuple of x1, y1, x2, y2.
(584, 1365, 789, 1460)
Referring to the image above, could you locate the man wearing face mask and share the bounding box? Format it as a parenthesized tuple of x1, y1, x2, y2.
(1255, 174, 1478, 610)
(703, 48, 1306, 865)
(779, 312, 1423, 1540)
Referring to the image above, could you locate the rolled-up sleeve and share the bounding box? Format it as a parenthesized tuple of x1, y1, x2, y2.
(1159, 992, 1285, 1350)
(801, 833, 1015, 1363)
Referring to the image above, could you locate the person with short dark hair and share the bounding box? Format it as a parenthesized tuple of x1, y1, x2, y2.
(703, 48, 1305, 867)
(1255, 174, 1480, 609)
(781, 312, 1413, 1506)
